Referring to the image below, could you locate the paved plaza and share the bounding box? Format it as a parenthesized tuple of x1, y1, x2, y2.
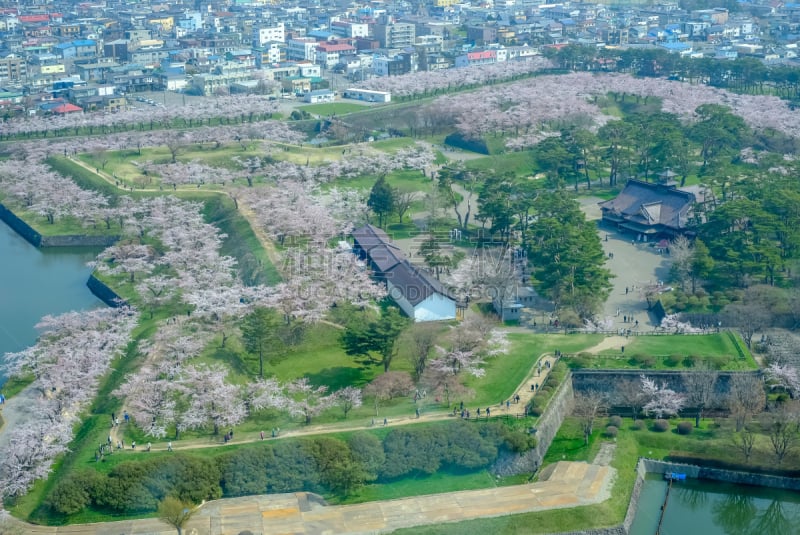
(579, 197, 672, 330)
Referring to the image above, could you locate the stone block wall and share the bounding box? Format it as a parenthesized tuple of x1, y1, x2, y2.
(572, 369, 762, 408)
(493, 370, 575, 476)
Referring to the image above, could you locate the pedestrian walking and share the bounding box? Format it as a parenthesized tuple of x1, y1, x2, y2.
(107, 435, 112, 445)
(625, 287, 629, 295)
(486, 407, 491, 417)
(229, 429, 234, 439)
(383, 418, 388, 426)
(531, 384, 535, 391)
(415, 407, 420, 418)
(167, 441, 173, 452)
(146, 442, 151, 452)
(477, 407, 482, 416)
(124, 411, 130, 423)
(115, 417, 120, 427)
(0, 392, 5, 404)
(260, 430, 265, 440)
(121, 439, 125, 448)
(506, 400, 510, 409)
(112, 412, 116, 422)
(131, 441, 136, 450)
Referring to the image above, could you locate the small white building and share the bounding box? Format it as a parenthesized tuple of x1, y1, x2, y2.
(343, 87, 391, 103)
(304, 89, 334, 103)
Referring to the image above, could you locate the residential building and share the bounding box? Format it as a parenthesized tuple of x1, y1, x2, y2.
(315, 42, 356, 68)
(286, 37, 317, 61)
(374, 21, 416, 48)
(0, 56, 27, 83)
(253, 22, 285, 46)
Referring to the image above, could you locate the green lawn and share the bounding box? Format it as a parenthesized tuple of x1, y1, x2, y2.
(300, 102, 368, 116)
(566, 333, 757, 371)
(463, 151, 538, 178)
(468, 333, 602, 406)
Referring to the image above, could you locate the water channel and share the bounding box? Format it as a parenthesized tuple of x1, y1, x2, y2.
(629, 473, 800, 535)
(0, 221, 102, 386)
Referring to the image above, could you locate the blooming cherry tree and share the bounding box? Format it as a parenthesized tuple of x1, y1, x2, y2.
(641, 375, 686, 418)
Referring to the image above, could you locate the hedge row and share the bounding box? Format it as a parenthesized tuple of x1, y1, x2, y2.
(48, 421, 535, 516)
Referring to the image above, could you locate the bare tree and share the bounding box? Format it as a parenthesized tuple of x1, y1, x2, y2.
(406, 323, 439, 380)
(760, 402, 800, 465)
(393, 190, 417, 223)
(617, 378, 647, 420)
(728, 373, 766, 431)
(683, 363, 720, 427)
(730, 425, 757, 463)
(573, 390, 607, 445)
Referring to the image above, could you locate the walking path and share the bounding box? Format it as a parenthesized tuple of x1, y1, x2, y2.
(102, 351, 559, 454)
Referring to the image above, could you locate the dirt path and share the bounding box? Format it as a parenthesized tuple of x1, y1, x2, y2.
(583, 336, 628, 354)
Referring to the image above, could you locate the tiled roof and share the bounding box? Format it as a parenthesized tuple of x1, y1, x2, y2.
(352, 224, 453, 306)
(599, 179, 695, 230)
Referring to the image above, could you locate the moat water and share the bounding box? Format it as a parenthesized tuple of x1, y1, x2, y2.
(0, 221, 102, 385)
(629, 473, 800, 535)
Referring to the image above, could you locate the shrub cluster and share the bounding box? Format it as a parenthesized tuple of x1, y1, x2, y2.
(47, 421, 535, 516)
(676, 422, 693, 435)
(607, 415, 622, 428)
(653, 419, 671, 432)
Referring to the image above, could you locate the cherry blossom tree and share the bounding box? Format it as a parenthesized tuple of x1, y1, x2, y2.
(641, 375, 686, 418)
(363, 372, 414, 416)
(176, 364, 247, 436)
(428, 347, 486, 378)
(284, 378, 336, 424)
(765, 363, 800, 398)
(335, 386, 363, 418)
(0, 308, 136, 499)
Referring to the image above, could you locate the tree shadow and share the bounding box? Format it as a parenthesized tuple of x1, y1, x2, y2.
(306, 367, 369, 390)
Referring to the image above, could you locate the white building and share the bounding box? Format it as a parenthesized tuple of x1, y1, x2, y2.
(304, 89, 335, 103)
(352, 225, 456, 322)
(253, 22, 285, 46)
(287, 37, 318, 61)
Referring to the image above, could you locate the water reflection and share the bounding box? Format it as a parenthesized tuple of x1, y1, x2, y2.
(630, 475, 800, 535)
(711, 493, 756, 535)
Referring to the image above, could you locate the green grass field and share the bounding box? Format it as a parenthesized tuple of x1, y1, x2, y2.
(300, 102, 368, 116)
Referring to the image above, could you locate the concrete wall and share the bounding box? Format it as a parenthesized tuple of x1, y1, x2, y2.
(493, 370, 575, 476)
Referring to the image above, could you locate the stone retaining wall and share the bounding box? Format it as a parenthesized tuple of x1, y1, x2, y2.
(572, 369, 761, 407)
(0, 202, 118, 248)
(493, 370, 575, 476)
(0, 202, 42, 246)
(41, 234, 118, 247)
(87, 274, 126, 307)
(640, 458, 800, 491)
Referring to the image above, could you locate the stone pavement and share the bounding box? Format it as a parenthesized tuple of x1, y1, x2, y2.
(10, 459, 612, 535)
